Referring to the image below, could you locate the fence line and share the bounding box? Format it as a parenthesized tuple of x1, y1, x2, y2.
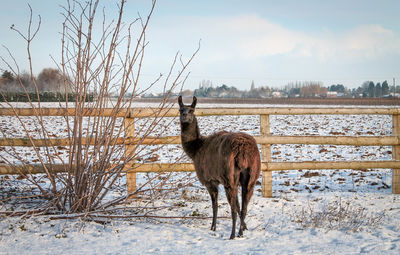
(0, 107, 399, 197)
(1, 135, 399, 147)
(0, 107, 400, 117)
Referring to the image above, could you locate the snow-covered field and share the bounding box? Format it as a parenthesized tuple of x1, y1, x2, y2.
(1, 102, 400, 254)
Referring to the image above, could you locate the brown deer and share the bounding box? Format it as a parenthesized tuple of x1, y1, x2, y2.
(178, 96, 261, 239)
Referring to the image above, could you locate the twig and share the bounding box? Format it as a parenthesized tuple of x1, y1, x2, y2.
(49, 214, 230, 220)
(0, 208, 49, 217)
(0, 193, 47, 203)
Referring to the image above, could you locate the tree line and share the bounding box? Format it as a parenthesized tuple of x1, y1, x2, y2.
(1, 68, 67, 93)
(0, 68, 93, 102)
(3, 69, 396, 99)
(190, 80, 398, 98)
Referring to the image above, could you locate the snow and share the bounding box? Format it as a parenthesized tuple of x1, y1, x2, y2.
(1, 102, 400, 254)
(1, 193, 399, 254)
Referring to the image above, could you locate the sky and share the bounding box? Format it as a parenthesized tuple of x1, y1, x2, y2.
(1, 0, 399, 92)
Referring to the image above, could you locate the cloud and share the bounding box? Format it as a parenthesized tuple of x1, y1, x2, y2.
(228, 15, 400, 61)
(158, 14, 400, 62)
(343, 24, 400, 58)
(142, 14, 400, 91)
(220, 15, 314, 58)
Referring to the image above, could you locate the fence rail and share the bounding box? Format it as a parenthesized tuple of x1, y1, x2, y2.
(0, 106, 399, 197)
(0, 107, 400, 117)
(1, 135, 399, 147)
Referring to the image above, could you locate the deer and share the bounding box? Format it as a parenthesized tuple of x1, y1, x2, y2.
(178, 96, 261, 239)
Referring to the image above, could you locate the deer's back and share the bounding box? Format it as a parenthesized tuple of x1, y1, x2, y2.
(193, 131, 260, 186)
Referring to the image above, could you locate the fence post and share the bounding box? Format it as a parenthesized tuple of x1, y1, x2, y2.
(393, 114, 400, 194)
(124, 117, 136, 197)
(260, 114, 272, 198)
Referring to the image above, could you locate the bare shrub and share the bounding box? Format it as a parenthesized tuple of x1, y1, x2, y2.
(0, 0, 199, 214)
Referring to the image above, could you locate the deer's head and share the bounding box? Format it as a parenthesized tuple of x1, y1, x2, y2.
(178, 96, 197, 124)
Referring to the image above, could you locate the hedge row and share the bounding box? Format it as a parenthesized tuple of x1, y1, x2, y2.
(0, 92, 94, 102)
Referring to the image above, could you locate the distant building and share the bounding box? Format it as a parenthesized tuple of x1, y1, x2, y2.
(327, 91, 337, 98)
(272, 91, 282, 98)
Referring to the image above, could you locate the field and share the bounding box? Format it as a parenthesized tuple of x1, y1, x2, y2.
(138, 97, 400, 106)
(1, 102, 400, 254)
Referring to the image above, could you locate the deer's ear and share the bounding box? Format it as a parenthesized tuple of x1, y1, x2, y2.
(191, 96, 197, 109)
(178, 95, 183, 108)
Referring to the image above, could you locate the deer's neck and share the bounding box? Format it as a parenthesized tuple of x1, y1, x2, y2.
(180, 117, 203, 159)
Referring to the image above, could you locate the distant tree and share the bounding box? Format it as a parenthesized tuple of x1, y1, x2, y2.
(299, 82, 326, 97)
(353, 86, 364, 97)
(368, 81, 375, 97)
(375, 82, 382, 97)
(194, 84, 245, 98)
(193, 86, 206, 97)
(329, 84, 345, 93)
(382, 80, 389, 96)
(1, 70, 14, 82)
(195, 80, 214, 97)
(289, 87, 300, 97)
(220, 84, 229, 91)
(18, 71, 35, 92)
(0, 70, 14, 91)
(199, 79, 213, 89)
(284, 82, 301, 97)
(181, 89, 193, 97)
(259, 86, 271, 98)
(37, 68, 65, 92)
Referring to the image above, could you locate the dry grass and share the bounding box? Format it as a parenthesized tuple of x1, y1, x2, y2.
(291, 197, 386, 232)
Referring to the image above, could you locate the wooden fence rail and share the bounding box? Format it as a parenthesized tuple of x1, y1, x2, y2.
(0, 107, 400, 117)
(0, 107, 399, 197)
(1, 135, 399, 147)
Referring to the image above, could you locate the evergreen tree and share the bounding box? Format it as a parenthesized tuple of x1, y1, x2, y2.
(375, 83, 382, 97)
(368, 81, 375, 97)
(1, 70, 14, 82)
(382, 80, 389, 96)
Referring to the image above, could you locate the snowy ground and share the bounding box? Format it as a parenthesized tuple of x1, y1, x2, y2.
(1, 193, 399, 254)
(1, 102, 400, 254)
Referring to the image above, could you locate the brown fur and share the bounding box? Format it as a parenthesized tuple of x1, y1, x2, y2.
(178, 96, 261, 239)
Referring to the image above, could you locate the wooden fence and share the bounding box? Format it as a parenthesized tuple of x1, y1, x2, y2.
(0, 107, 400, 197)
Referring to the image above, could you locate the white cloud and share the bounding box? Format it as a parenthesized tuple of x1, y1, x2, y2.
(160, 14, 400, 61)
(343, 24, 400, 58)
(143, 14, 400, 91)
(225, 15, 315, 58)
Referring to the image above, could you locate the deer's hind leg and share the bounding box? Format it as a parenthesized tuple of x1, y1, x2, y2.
(205, 181, 219, 231)
(224, 185, 240, 239)
(239, 170, 253, 237)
